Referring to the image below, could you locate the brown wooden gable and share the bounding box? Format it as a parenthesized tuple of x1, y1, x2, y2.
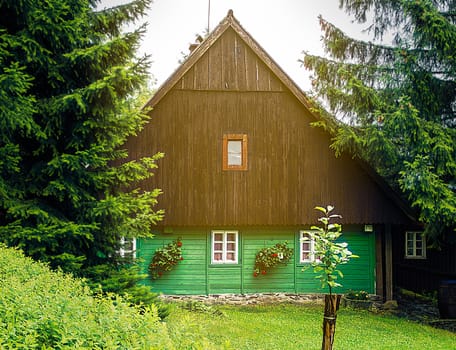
(144, 9, 313, 111)
(128, 11, 415, 227)
(176, 27, 285, 92)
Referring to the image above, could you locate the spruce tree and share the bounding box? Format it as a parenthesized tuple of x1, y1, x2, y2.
(302, 0, 456, 244)
(0, 0, 163, 302)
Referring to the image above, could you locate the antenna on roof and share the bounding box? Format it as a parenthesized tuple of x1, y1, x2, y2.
(207, 0, 211, 33)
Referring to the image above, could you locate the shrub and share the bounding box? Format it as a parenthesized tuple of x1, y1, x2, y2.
(0, 245, 175, 349)
(345, 290, 369, 300)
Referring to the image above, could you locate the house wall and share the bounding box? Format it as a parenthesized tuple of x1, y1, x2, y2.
(137, 227, 376, 295)
(124, 28, 411, 228)
(125, 19, 415, 297)
(127, 88, 409, 227)
(392, 228, 456, 292)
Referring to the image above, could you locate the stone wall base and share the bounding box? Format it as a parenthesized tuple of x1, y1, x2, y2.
(159, 293, 325, 305)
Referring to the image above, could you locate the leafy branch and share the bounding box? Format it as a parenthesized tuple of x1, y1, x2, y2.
(303, 206, 358, 296)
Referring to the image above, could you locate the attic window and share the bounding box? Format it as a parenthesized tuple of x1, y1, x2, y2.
(223, 134, 247, 171)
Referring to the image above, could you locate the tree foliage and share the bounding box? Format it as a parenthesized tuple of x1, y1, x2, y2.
(0, 0, 163, 301)
(302, 0, 456, 244)
(303, 206, 357, 296)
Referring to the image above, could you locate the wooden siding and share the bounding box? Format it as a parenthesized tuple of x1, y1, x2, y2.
(176, 28, 284, 92)
(123, 12, 413, 227)
(126, 87, 409, 226)
(392, 228, 456, 292)
(137, 228, 376, 295)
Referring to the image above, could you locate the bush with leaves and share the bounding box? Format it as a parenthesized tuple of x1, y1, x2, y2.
(253, 241, 293, 277)
(345, 290, 369, 301)
(0, 245, 176, 349)
(149, 238, 183, 279)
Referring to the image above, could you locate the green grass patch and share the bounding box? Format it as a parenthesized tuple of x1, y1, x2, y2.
(167, 303, 456, 350)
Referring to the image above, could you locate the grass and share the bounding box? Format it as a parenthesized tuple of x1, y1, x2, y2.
(166, 302, 456, 350)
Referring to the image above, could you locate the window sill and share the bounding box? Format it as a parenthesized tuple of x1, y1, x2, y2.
(404, 256, 427, 260)
(209, 263, 241, 268)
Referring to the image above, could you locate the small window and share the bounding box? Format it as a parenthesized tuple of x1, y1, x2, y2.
(405, 231, 426, 259)
(223, 134, 247, 170)
(119, 237, 136, 259)
(211, 231, 239, 264)
(300, 231, 316, 263)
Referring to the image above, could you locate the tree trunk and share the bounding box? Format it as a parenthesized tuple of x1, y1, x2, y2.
(321, 294, 341, 350)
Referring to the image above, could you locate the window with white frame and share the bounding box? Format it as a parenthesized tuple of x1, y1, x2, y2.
(211, 231, 238, 264)
(119, 237, 136, 259)
(300, 231, 316, 263)
(405, 231, 426, 259)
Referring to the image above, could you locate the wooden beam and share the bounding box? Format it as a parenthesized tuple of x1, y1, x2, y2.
(384, 224, 393, 301)
(375, 229, 384, 299)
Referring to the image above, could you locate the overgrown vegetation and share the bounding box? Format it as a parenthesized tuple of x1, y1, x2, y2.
(0, 245, 174, 349)
(2, 244, 453, 349)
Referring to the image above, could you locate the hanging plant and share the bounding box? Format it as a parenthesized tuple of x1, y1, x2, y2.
(253, 241, 293, 277)
(149, 238, 183, 279)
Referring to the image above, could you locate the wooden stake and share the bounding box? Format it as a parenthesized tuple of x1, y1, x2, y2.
(322, 294, 341, 350)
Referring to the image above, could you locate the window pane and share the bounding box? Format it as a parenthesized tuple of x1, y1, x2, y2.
(226, 233, 236, 241)
(302, 242, 310, 251)
(213, 252, 223, 261)
(227, 242, 235, 251)
(302, 252, 310, 260)
(123, 240, 134, 251)
(226, 252, 235, 261)
(227, 140, 242, 165)
(214, 243, 223, 250)
(214, 233, 223, 241)
(407, 240, 414, 249)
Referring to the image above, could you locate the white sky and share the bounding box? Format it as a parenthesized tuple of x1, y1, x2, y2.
(100, 0, 373, 91)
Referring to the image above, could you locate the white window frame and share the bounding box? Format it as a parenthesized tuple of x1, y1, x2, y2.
(211, 230, 239, 264)
(119, 237, 136, 259)
(405, 231, 426, 259)
(300, 230, 317, 263)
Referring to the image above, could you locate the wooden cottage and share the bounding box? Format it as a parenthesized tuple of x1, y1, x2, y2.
(124, 11, 417, 299)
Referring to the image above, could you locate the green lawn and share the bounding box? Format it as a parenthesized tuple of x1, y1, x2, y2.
(166, 303, 456, 350)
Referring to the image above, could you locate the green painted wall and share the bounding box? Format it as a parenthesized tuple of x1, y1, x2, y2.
(137, 227, 376, 295)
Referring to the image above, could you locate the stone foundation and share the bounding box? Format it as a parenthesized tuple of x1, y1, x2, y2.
(159, 293, 325, 305)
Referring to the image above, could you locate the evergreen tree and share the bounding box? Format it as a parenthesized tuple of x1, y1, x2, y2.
(302, 0, 456, 244)
(0, 0, 163, 302)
